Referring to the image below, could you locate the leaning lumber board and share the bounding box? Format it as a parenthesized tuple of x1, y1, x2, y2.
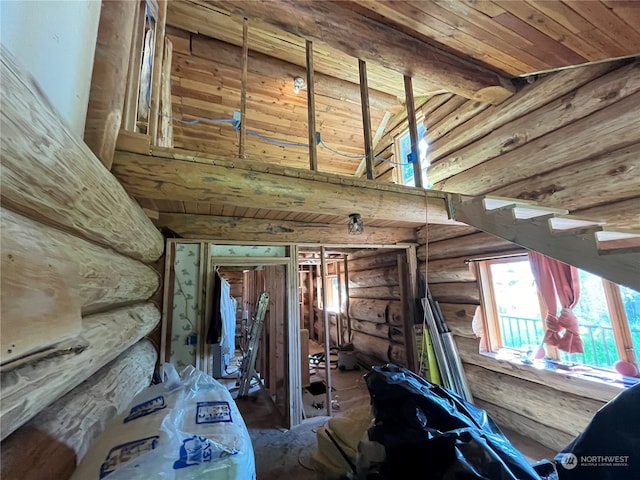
(1, 340, 157, 480)
(1, 210, 82, 365)
(2, 208, 160, 319)
(0, 302, 160, 440)
(0, 46, 164, 263)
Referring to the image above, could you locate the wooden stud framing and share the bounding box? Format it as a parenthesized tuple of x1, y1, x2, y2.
(239, 17, 248, 159)
(123, 1, 146, 132)
(404, 75, 423, 188)
(603, 280, 638, 368)
(320, 246, 332, 416)
(148, 0, 167, 145)
(359, 59, 375, 180)
(306, 39, 318, 171)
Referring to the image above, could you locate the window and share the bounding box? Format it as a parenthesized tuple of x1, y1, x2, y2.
(477, 255, 640, 372)
(396, 123, 430, 188)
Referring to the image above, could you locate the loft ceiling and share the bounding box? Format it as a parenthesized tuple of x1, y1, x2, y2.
(134, 0, 639, 235)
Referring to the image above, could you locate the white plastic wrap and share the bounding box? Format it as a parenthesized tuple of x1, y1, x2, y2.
(72, 365, 255, 480)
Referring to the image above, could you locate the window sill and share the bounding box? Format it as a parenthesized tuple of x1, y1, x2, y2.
(479, 350, 638, 403)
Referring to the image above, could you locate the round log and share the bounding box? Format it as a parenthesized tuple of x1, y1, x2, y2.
(347, 250, 403, 273)
(0, 302, 160, 440)
(0, 47, 164, 263)
(351, 331, 389, 363)
(2, 208, 160, 317)
(352, 319, 389, 340)
(349, 285, 400, 300)
(1, 339, 157, 480)
(387, 301, 404, 327)
(348, 266, 399, 288)
(348, 298, 389, 323)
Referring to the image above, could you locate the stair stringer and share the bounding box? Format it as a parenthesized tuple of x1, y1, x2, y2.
(447, 194, 640, 291)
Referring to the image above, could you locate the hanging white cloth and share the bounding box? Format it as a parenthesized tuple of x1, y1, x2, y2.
(219, 276, 236, 362)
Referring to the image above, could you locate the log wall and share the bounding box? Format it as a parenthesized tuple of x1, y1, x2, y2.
(415, 61, 639, 454)
(0, 45, 164, 478)
(347, 248, 410, 366)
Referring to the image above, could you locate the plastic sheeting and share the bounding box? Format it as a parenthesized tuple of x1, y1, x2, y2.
(362, 364, 555, 480)
(72, 365, 255, 480)
(555, 382, 639, 480)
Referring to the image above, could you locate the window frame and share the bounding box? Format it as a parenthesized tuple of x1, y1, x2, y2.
(394, 122, 428, 187)
(476, 254, 638, 370)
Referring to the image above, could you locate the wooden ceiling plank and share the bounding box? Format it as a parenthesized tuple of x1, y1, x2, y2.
(204, 0, 515, 104)
(414, 0, 552, 74)
(350, 0, 532, 76)
(496, 0, 608, 61)
(492, 11, 588, 68)
(564, 0, 640, 48)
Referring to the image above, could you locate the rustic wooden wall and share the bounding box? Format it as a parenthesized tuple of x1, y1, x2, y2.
(0, 47, 164, 478)
(415, 60, 639, 452)
(347, 248, 409, 367)
(165, 26, 390, 176)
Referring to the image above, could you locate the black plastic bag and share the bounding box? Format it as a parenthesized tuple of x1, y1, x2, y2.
(555, 382, 640, 480)
(363, 364, 553, 479)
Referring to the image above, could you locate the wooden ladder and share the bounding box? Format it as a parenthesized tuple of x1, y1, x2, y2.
(447, 194, 640, 291)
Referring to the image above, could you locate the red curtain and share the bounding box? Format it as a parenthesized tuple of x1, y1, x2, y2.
(529, 252, 584, 353)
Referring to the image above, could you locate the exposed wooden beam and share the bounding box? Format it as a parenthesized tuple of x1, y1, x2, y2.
(306, 39, 318, 171)
(206, 0, 515, 103)
(111, 148, 458, 225)
(359, 59, 375, 180)
(155, 213, 416, 244)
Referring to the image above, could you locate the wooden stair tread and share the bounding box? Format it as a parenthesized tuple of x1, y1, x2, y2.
(549, 215, 606, 231)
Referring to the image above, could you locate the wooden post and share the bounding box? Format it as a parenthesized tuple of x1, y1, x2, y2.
(343, 256, 351, 343)
(359, 59, 375, 180)
(148, 0, 167, 145)
(160, 242, 176, 365)
(320, 247, 332, 416)
(84, 0, 138, 169)
(157, 37, 174, 148)
(123, 1, 145, 132)
(337, 260, 344, 346)
(239, 17, 248, 158)
(306, 39, 318, 171)
(404, 75, 423, 188)
(398, 254, 417, 372)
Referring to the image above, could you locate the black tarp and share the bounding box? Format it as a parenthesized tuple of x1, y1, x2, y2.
(555, 382, 640, 480)
(363, 364, 555, 480)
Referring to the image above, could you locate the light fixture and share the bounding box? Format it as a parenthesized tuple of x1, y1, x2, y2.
(293, 76, 305, 94)
(348, 213, 364, 235)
